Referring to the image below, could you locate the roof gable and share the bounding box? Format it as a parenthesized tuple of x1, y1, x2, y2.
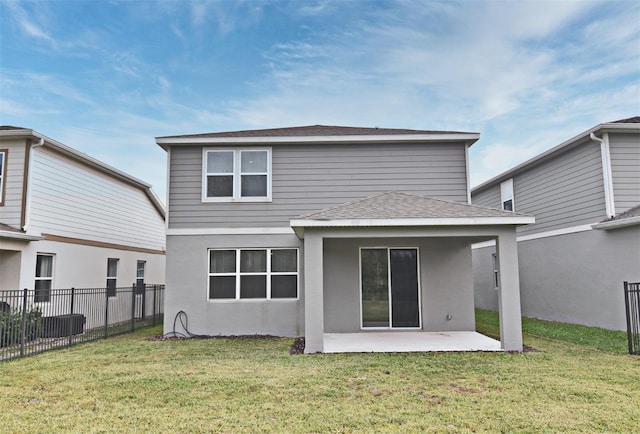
(472, 117, 640, 194)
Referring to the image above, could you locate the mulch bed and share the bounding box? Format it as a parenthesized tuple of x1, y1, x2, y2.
(289, 337, 305, 355)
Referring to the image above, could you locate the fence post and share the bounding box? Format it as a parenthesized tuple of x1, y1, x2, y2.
(20, 288, 28, 357)
(152, 284, 157, 326)
(142, 284, 147, 320)
(104, 286, 109, 339)
(131, 284, 136, 332)
(68, 288, 75, 346)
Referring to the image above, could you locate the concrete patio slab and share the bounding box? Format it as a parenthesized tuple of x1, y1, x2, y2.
(323, 331, 502, 353)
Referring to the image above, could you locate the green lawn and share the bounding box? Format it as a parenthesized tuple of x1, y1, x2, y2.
(1, 310, 638, 433)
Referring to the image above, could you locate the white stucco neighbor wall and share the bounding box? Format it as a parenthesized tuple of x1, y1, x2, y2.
(1, 239, 165, 292)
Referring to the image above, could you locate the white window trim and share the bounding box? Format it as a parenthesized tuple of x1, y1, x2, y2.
(500, 178, 515, 211)
(207, 248, 299, 301)
(358, 247, 422, 330)
(136, 260, 146, 279)
(107, 258, 119, 296)
(34, 253, 54, 303)
(201, 148, 272, 203)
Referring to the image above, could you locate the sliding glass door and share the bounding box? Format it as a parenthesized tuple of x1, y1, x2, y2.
(360, 248, 421, 329)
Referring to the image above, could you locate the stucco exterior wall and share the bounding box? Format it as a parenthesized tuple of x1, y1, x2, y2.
(473, 226, 640, 330)
(164, 233, 304, 337)
(323, 237, 476, 333)
(0, 239, 166, 292)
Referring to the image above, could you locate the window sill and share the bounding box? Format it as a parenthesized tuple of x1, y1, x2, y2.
(207, 298, 299, 303)
(201, 197, 273, 203)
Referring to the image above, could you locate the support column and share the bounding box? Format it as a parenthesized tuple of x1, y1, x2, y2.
(496, 229, 523, 351)
(304, 230, 324, 353)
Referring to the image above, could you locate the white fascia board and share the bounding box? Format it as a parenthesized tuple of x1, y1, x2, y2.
(156, 133, 480, 147)
(592, 216, 640, 230)
(471, 223, 596, 249)
(167, 227, 296, 236)
(0, 230, 44, 241)
(290, 216, 535, 229)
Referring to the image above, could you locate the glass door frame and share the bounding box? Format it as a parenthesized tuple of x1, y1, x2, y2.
(359, 247, 423, 330)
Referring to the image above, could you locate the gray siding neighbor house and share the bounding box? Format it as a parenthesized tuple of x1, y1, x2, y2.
(472, 117, 640, 331)
(157, 125, 533, 353)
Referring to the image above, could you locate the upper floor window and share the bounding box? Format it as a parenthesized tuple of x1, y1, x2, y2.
(202, 149, 271, 202)
(0, 149, 6, 206)
(35, 254, 54, 303)
(500, 178, 514, 211)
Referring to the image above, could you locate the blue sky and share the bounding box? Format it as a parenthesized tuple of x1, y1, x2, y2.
(1, 0, 638, 203)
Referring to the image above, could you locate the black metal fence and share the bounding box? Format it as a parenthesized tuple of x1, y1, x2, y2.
(624, 281, 640, 355)
(0, 284, 164, 362)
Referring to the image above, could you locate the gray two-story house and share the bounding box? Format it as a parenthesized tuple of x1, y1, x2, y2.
(157, 125, 533, 353)
(472, 117, 640, 331)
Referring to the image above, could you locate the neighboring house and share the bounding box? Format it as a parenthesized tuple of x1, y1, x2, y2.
(156, 125, 533, 353)
(0, 126, 166, 300)
(472, 117, 640, 331)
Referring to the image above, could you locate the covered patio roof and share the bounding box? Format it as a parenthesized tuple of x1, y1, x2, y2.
(291, 192, 533, 354)
(290, 191, 533, 238)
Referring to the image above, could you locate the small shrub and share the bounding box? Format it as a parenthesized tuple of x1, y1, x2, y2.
(0, 306, 43, 348)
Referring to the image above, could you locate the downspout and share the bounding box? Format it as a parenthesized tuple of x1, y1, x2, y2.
(22, 137, 45, 233)
(590, 132, 615, 218)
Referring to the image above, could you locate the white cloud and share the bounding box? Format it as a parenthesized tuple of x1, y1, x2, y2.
(3, 1, 57, 47)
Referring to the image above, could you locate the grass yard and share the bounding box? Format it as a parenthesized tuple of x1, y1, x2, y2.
(1, 310, 638, 433)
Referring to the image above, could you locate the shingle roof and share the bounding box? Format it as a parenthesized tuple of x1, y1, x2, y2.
(0, 222, 22, 233)
(611, 116, 640, 124)
(607, 204, 640, 221)
(295, 191, 527, 220)
(0, 125, 27, 130)
(157, 124, 476, 139)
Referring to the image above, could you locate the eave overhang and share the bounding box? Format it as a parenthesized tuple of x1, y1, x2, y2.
(0, 230, 44, 241)
(156, 132, 480, 150)
(592, 216, 640, 230)
(290, 216, 535, 238)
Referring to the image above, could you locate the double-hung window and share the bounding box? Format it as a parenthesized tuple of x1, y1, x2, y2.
(208, 248, 298, 300)
(136, 260, 146, 294)
(34, 254, 54, 303)
(106, 258, 119, 297)
(203, 149, 271, 201)
(500, 178, 515, 211)
(0, 149, 6, 206)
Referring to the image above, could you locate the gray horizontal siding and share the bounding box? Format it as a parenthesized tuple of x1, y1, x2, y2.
(168, 143, 469, 228)
(514, 140, 606, 236)
(609, 132, 640, 214)
(471, 184, 501, 209)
